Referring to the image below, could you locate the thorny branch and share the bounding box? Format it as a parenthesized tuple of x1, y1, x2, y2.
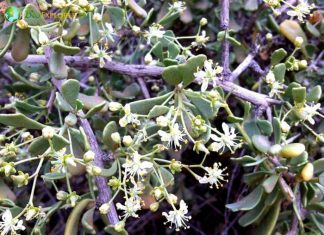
(220, 0, 231, 75)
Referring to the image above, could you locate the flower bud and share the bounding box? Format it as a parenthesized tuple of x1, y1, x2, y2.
(144, 53, 153, 64)
(0, 134, 6, 142)
(108, 176, 121, 190)
(299, 60, 307, 69)
(169, 159, 182, 173)
(29, 72, 39, 82)
(78, 0, 89, 8)
(36, 47, 44, 55)
(11, 171, 29, 187)
(25, 207, 40, 221)
(200, 18, 208, 26)
(114, 221, 125, 232)
(156, 116, 169, 127)
(294, 36, 303, 48)
(92, 13, 102, 22)
(21, 132, 32, 140)
(300, 162, 313, 181)
(111, 132, 121, 144)
(99, 203, 110, 214)
(268, 144, 282, 155)
(167, 194, 178, 204)
(42, 126, 55, 139)
(122, 135, 133, 147)
(149, 202, 159, 212)
(83, 150, 95, 162)
(17, 19, 28, 29)
(132, 25, 141, 34)
(108, 102, 122, 112)
(53, 0, 66, 8)
(152, 187, 164, 200)
(279, 143, 305, 158)
(281, 121, 290, 133)
(1, 162, 16, 177)
(64, 113, 77, 126)
(86, 164, 102, 176)
(266, 33, 273, 42)
(88, 75, 95, 83)
(56, 191, 68, 201)
(39, 2, 48, 11)
(38, 31, 49, 45)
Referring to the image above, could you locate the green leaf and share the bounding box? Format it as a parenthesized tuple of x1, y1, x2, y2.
(272, 117, 281, 144)
(168, 42, 180, 59)
(100, 160, 118, 177)
(111, 83, 141, 100)
(49, 51, 68, 80)
(106, 6, 126, 30)
(271, 48, 287, 65)
(102, 121, 118, 150)
(9, 66, 48, 90)
(62, 79, 80, 109)
(314, 158, 324, 174)
(28, 135, 69, 156)
(15, 100, 45, 115)
(239, 201, 268, 227)
(84, 102, 106, 119)
(292, 87, 306, 104)
(22, 4, 46, 26)
(162, 55, 207, 87)
(0, 113, 45, 129)
(129, 92, 172, 115)
(305, 21, 320, 37)
(151, 41, 163, 61)
(309, 213, 324, 234)
(243, 171, 270, 185)
(52, 41, 80, 55)
(273, 63, 286, 82)
(262, 175, 279, 193)
(42, 172, 66, 181)
(226, 186, 264, 212)
(254, 199, 282, 235)
(185, 90, 215, 119)
(81, 207, 96, 234)
(252, 135, 271, 153)
(148, 105, 170, 119)
(256, 120, 273, 136)
(11, 29, 30, 62)
(243, 120, 261, 138)
(159, 12, 180, 26)
(306, 85, 322, 102)
(64, 199, 94, 235)
(227, 115, 244, 123)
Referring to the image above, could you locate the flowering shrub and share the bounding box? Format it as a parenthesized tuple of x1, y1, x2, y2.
(0, 0, 322, 234)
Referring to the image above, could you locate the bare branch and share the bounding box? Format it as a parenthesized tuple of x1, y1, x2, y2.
(137, 77, 151, 99)
(229, 53, 255, 82)
(2, 53, 280, 107)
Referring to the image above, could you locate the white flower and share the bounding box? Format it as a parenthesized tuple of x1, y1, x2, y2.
(168, 1, 186, 12)
(287, 0, 314, 22)
(122, 152, 153, 177)
(158, 123, 185, 149)
(269, 81, 284, 97)
(116, 197, 141, 219)
(198, 162, 228, 188)
(89, 44, 112, 68)
(299, 103, 321, 125)
(99, 23, 116, 42)
(146, 25, 165, 44)
(119, 104, 140, 127)
(281, 121, 290, 133)
(210, 123, 240, 154)
(194, 60, 223, 92)
(42, 126, 55, 139)
(108, 102, 122, 112)
(0, 209, 25, 235)
(162, 200, 191, 231)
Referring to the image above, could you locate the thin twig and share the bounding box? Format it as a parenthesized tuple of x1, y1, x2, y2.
(220, 0, 230, 75)
(137, 77, 150, 99)
(229, 53, 255, 82)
